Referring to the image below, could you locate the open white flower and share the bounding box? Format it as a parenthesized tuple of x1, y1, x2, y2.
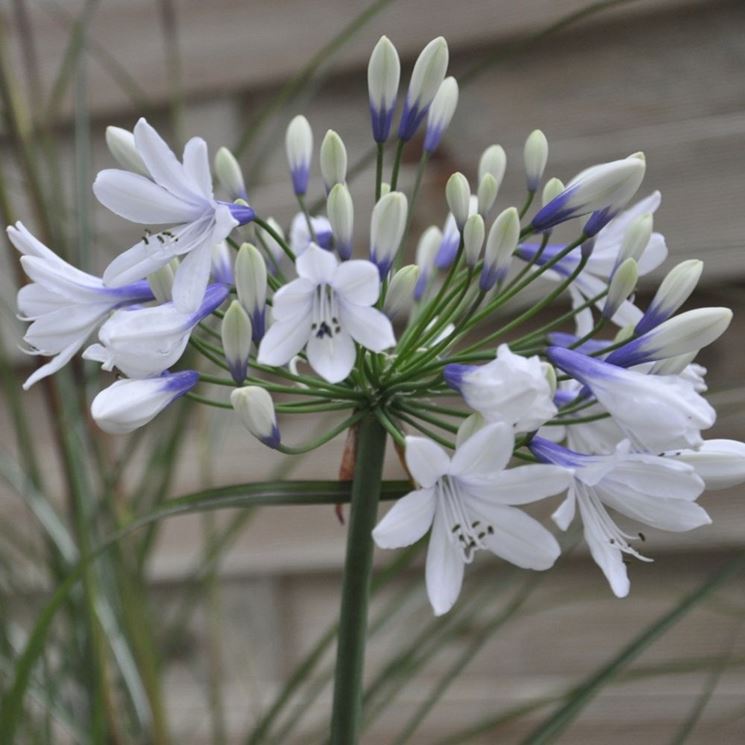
(257, 243, 395, 383)
(91, 370, 199, 433)
(444, 344, 557, 432)
(93, 118, 253, 312)
(531, 437, 708, 597)
(373, 423, 569, 615)
(84, 284, 228, 378)
(548, 346, 715, 453)
(9, 222, 153, 389)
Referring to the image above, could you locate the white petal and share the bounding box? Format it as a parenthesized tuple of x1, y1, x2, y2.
(306, 329, 356, 383)
(133, 118, 205, 204)
(570, 285, 594, 338)
(257, 318, 311, 367)
(171, 242, 214, 312)
(552, 491, 577, 531)
(478, 504, 561, 570)
(464, 464, 572, 506)
(93, 169, 203, 224)
(182, 137, 213, 200)
(339, 303, 395, 352)
(672, 439, 745, 490)
(271, 279, 315, 322)
(404, 436, 450, 488)
(449, 422, 513, 479)
(296, 242, 338, 284)
(372, 489, 436, 549)
(426, 508, 465, 616)
(637, 233, 667, 275)
(23, 339, 84, 389)
(332, 260, 380, 305)
(579, 501, 630, 597)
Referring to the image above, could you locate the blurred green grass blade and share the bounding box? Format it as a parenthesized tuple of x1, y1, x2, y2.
(519, 553, 745, 745)
(233, 0, 395, 160)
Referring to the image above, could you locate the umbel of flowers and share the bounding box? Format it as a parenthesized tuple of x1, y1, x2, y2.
(10, 33, 745, 744)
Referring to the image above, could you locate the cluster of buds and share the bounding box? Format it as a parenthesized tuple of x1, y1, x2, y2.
(10, 35, 745, 616)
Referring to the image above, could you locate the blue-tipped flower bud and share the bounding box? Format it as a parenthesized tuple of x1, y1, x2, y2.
(478, 144, 506, 188)
(384, 265, 420, 321)
(524, 130, 548, 192)
(541, 177, 564, 207)
(603, 258, 638, 320)
(214, 146, 247, 200)
(616, 212, 653, 268)
(415, 226, 442, 300)
(463, 213, 485, 267)
(221, 300, 252, 384)
(477, 174, 498, 217)
(235, 243, 267, 342)
(327, 183, 354, 260)
(211, 241, 234, 285)
(635, 259, 703, 335)
(285, 115, 313, 195)
(481, 207, 519, 291)
(424, 77, 458, 153)
(105, 126, 148, 176)
(398, 36, 449, 141)
(368, 35, 401, 143)
(320, 129, 347, 192)
(445, 172, 471, 230)
(532, 154, 646, 234)
(231, 386, 280, 449)
(370, 191, 407, 278)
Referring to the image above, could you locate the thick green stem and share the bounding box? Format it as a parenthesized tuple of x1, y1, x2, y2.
(330, 414, 387, 745)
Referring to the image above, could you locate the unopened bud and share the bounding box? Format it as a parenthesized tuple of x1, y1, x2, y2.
(370, 191, 407, 278)
(481, 207, 519, 290)
(384, 265, 420, 321)
(415, 226, 442, 299)
(424, 77, 458, 153)
(542, 177, 565, 207)
(463, 213, 485, 267)
(398, 36, 449, 141)
(327, 183, 354, 260)
(147, 258, 178, 303)
(285, 115, 313, 195)
(524, 130, 548, 192)
(445, 172, 471, 230)
(255, 218, 286, 268)
(635, 259, 704, 335)
(231, 386, 280, 448)
(478, 145, 506, 189)
(604, 258, 638, 319)
(477, 174, 498, 217)
(617, 213, 653, 266)
(368, 35, 401, 143)
(320, 129, 347, 191)
(214, 146, 247, 200)
(235, 243, 267, 342)
(222, 301, 252, 384)
(105, 126, 148, 176)
(211, 241, 233, 285)
(543, 363, 557, 396)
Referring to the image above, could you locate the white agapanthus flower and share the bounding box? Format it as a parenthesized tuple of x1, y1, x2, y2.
(373, 423, 570, 615)
(84, 284, 228, 378)
(530, 437, 709, 597)
(91, 371, 199, 433)
(257, 243, 395, 382)
(93, 118, 253, 312)
(667, 439, 745, 491)
(548, 346, 715, 452)
(519, 193, 667, 334)
(8, 222, 153, 389)
(443, 344, 557, 432)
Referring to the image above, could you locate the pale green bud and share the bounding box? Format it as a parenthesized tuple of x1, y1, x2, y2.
(543, 363, 557, 397)
(370, 191, 407, 275)
(235, 243, 267, 341)
(327, 183, 354, 260)
(383, 265, 420, 321)
(406, 37, 449, 115)
(230, 386, 280, 449)
(477, 174, 498, 217)
(319, 129, 348, 191)
(481, 207, 520, 290)
(286, 115, 313, 195)
(604, 258, 638, 319)
(478, 144, 506, 188)
(106, 126, 148, 176)
(617, 213, 653, 265)
(456, 412, 486, 448)
(445, 172, 471, 229)
(379, 182, 391, 197)
(463, 213, 485, 267)
(221, 300, 252, 384)
(642, 259, 703, 329)
(368, 35, 400, 140)
(147, 258, 178, 303)
(542, 177, 565, 207)
(524, 129, 548, 192)
(214, 146, 247, 200)
(424, 76, 458, 153)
